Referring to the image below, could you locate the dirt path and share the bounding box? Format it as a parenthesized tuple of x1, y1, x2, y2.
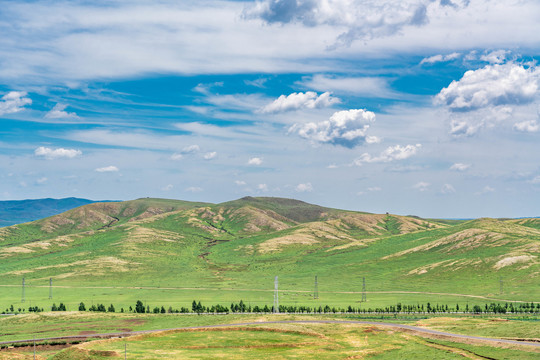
(1, 320, 538, 348)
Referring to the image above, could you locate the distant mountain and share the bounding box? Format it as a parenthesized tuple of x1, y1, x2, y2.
(0, 197, 106, 227)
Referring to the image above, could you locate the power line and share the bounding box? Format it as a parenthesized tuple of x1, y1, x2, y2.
(273, 276, 279, 313)
(314, 275, 319, 300)
(361, 277, 366, 302)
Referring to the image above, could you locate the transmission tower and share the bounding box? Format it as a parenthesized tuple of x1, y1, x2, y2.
(499, 276, 503, 295)
(273, 276, 279, 313)
(22, 277, 25, 303)
(314, 275, 319, 299)
(49, 278, 53, 299)
(361, 277, 366, 302)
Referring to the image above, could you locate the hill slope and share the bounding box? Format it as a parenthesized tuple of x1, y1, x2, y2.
(0, 197, 102, 227)
(0, 197, 538, 307)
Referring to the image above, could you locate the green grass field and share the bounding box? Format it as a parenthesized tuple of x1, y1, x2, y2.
(1, 197, 539, 358)
(1, 313, 538, 359)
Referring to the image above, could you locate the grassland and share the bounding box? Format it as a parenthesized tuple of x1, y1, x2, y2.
(1, 314, 538, 359)
(0, 197, 539, 312)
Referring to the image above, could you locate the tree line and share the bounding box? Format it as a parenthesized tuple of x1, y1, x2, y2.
(3, 300, 540, 315)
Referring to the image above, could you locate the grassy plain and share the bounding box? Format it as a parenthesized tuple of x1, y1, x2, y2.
(1, 197, 539, 357)
(1, 315, 538, 359)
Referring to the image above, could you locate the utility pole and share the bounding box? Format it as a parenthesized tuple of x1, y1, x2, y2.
(49, 278, 53, 299)
(499, 277, 503, 295)
(22, 277, 25, 303)
(361, 277, 366, 302)
(273, 276, 279, 313)
(314, 275, 319, 300)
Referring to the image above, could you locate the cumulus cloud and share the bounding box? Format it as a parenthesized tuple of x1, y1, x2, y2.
(295, 182, 313, 192)
(203, 151, 217, 160)
(413, 181, 430, 192)
(257, 183, 268, 192)
(95, 165, 119, 172)
(259, 91, 339, 113)
(420, 52, 461, 65)
(0, 91, 32, 115)
(244, 0, 461, 47)
(170, 153, 183, 161)
(436, 62, 539, 112)
(44, 103, 79, 119)
(248, 157, 263, 165)
(450, 163, 471, 171)
(354, 144, 421, 165)
(480, 49, 510, 64)
(34, 146, 82, 160)
(290, 109, 379, 148)
(513, 120, 539, 132)
(235, 180, 247, 186)
(186, 186, 203, 192)
(36, 177, 48, 185)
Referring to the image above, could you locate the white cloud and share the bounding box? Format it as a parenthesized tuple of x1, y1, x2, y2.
(300, 75, 394, 98)
(528, 176, 540, 184)
(513, 120, 539, 133)
(368, 187, 381, 192)
(354, 144, 421, 165)
(182, 144, 200, 154)
(441, 183, 456, 194)
(245, 0, 461, 48)
(186, 186, 203, 193)
(480, 49, 510, 64)
(162, 184, 173, 191)
(44, 103, 79, 119)
(0, 91, 32, 115)
(235, 180, 246, 186)
(413, 181, 430, 192)
(36, 177, 48, 185)
(95, 165, 119, 172)
(436, 62, 539, 112)
(420, 52, 461, 65)
(34, 146, 82, 160)
(295, 182, 313, 192)
(290, 109, 378, 148)
(259, 91, 339, 113)
(203, 151, 217, 160)
(476, 185, 495, 195)
(257, 183, 268, 192)
(170, 153, 183, 161)
(248, 157, 263, 165)
(450, 163, 470, 171)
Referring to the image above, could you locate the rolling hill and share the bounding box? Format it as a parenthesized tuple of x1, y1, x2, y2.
(0, 197, 103, 227)
(0, 197, 538, 309)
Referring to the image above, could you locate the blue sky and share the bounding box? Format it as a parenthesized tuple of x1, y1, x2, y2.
(1, 0, 540, 218)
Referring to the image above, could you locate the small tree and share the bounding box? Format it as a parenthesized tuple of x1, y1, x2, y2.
(79, 302, 86, 311)
(108, 304, 115, 313)
(135, 300, 145, 313)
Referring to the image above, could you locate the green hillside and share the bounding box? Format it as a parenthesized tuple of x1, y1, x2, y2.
(0, 197, 538, 310)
